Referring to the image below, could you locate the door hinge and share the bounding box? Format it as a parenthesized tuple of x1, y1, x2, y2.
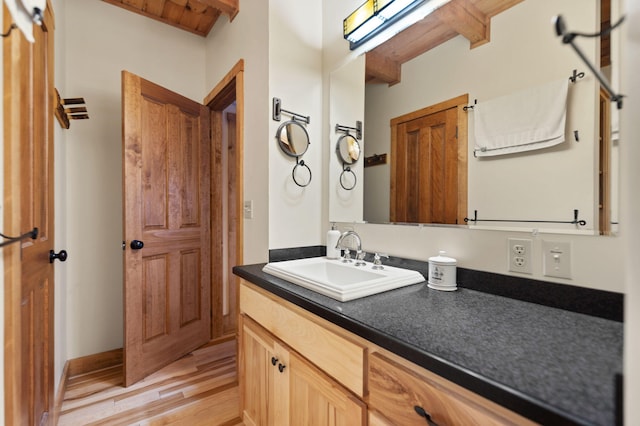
(455, 126, 458, 139)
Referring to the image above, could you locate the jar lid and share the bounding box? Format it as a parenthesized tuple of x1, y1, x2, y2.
(428, 250, 457, 265)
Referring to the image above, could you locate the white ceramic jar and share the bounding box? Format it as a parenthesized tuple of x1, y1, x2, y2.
(428, 251, 457, 291)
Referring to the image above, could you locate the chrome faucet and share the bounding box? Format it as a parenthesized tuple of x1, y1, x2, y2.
(335, 230, 365, 265)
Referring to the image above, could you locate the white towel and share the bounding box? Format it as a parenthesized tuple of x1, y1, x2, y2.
(474, 79, 569, 157)
(4, 0, 46, 43)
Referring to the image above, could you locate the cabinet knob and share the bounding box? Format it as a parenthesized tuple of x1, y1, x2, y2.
(278, 363, 286, 373)
(414, 406, 438, 426)
(271, 357, 278, 366)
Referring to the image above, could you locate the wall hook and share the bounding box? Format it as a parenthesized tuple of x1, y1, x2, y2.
(55, 89, 89, 129)
(1, 23, 17, 38)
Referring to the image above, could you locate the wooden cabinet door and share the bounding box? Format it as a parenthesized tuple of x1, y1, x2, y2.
(288, 350, 366, 426)
(240, 315, 366, 426)
(241, 315, 277, 426)
(122, 71, 211, 386)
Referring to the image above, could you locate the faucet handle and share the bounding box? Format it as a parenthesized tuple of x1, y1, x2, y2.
(372, 253, 388, 270)
(342, 248, 353, 263)
(355, 250, 367, 266)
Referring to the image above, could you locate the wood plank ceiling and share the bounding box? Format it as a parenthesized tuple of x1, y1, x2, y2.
(366, 0, 524, 85)
(102, 0, 239, 37)
(102, 0, 521, 86)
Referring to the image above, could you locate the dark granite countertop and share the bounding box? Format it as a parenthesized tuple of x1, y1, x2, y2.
(233, 262, 623, 426)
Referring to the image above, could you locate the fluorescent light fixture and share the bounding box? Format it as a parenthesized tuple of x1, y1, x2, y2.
(343, 0, 451, 51)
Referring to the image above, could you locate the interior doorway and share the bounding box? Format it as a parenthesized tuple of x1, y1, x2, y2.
(120, 61, 244, 386)
(204, 60, 245, 340)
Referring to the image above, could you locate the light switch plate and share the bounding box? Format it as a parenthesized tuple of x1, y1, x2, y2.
(243, 200, 253, 219)
(542, 240, 572, 279)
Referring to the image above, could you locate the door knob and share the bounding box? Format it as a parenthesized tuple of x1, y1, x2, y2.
(130, 240, 144, 250)
(49, 250, 68, 263)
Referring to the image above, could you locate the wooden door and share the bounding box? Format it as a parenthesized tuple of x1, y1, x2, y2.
(122, 71, 212, 386)
(391, 100, 463, 224)
(3, 3, 56, 424)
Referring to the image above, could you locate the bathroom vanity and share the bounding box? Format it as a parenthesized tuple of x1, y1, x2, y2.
(234, 259, 622, 425)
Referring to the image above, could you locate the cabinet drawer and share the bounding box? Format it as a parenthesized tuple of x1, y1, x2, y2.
(368, 352, 537, 426)
(240, 282, 365, 397)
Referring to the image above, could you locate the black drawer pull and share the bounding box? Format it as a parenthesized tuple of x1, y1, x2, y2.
(414, 406, 438, 426)
(278, 363, 286, 373)
(271, 357, 278, 366)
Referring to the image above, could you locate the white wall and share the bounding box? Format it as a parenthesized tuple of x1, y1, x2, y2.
(204, 0, 270, 264)
(329, 57, 365, 222)
(364, 0, 598, 232)
(267, 0, 324, 249)
(61, 0, 205, 359)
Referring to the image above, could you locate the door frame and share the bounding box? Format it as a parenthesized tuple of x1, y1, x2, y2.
(204, 60, 244, 340)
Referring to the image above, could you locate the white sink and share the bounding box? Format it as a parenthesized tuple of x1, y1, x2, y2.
(262, 257, 425, 301)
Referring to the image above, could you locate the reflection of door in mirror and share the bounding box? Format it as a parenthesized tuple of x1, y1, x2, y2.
(390, 95, 468, 224)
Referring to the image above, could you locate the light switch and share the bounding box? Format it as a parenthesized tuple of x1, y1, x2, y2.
(243, 200, 253, 219)
(542, 241, 571, 279)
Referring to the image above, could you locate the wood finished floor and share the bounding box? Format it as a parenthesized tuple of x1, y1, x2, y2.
(57, 339, 243, 425)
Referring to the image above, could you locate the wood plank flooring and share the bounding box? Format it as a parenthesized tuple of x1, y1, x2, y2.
(57, 339, 243, 425)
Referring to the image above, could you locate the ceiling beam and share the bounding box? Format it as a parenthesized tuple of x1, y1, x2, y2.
(196, 0, 239, 21)
(435, 0, 489, 48)
(365, 51, 401, 86)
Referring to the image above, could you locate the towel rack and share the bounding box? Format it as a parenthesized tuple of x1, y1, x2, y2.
(464, 209, 586, 226)
(463, 99, 477, 111)
(569, 69, 585, 83)
(0, 227, 39, 248)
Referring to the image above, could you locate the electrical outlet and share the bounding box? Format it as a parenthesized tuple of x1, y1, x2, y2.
(543, 241, 572, 279)
(508, 238, 532, 274)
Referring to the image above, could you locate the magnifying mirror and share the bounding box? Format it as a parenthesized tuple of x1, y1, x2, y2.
(336, 134, 361, 164)
(277, 120, 310, 158)
(335, 133, 360, 190)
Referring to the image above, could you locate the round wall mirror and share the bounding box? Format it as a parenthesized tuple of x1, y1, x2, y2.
(336, 134, 361, 165)
(276, 120, 310, 158)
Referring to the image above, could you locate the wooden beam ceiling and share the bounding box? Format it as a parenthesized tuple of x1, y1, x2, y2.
(365, 0, 523, 85)
(102, 0, 239, 37)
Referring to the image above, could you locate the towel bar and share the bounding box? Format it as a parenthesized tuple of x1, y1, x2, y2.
(464, 209, 586, 226)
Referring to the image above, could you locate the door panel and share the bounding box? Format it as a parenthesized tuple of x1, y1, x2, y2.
(122, 71, 211, 386)
(392, 108, 458, 224)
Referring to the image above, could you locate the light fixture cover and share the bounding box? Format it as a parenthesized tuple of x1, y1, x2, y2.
(343, 0, 425, 49)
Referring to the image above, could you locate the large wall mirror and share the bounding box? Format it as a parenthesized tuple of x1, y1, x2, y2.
(330, 0, 620, 235)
